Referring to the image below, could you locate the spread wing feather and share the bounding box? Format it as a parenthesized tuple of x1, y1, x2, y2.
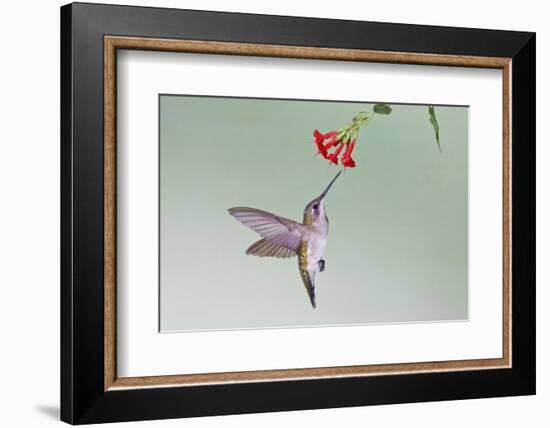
(228, 207, 303, 254)
(246, 239, 296, 258)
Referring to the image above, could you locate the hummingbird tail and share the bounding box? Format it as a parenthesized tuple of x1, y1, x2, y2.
(300, 268, 317, 308)
(298, 242, 317, 308)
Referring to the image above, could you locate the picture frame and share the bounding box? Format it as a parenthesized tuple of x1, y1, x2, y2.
(60, 2, 535, 424)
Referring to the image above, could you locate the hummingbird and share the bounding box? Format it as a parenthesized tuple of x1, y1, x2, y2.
(228, 171, 342, 308)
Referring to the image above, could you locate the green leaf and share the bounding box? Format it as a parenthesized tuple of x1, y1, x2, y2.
(428, 105, 441, 152)
(373, 104, 392, 115)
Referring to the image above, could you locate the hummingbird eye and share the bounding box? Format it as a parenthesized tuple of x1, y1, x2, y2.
(312, 203, 319, 211)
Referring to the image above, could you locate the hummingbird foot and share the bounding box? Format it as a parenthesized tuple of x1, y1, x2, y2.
(318, 259, 325, 272)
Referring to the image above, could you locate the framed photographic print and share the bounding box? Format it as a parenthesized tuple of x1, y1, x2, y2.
(60, 2, 536, 424)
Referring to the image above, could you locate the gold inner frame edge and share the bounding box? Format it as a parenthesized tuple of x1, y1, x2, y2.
(104, 36, 512, 391)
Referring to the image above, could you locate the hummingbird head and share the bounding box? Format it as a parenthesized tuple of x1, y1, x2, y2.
(303, 171, 342, 225)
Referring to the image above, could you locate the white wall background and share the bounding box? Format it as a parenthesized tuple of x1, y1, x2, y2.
(0, 0, 546, 426)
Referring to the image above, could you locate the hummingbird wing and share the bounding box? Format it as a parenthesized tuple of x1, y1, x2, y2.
(246, 239, 296, 258)
(228, 207, 303, 253)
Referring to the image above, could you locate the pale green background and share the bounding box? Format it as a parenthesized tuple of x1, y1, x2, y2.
(159, 95, 468, 332)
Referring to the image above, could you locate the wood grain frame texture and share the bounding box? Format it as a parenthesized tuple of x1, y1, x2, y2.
(104, 36, 512, 391)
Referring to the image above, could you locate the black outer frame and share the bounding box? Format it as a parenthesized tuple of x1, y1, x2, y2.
(60, 2, 535, 424)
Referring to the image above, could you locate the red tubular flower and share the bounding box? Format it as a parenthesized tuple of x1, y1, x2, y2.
(324, 137, 339, 150)
(313, 129, 338, 158)
(342, 157, 356, 168)
(341, 139, 357, 168)
(311, 111, 371, 168)
(314, 129, 337, 142)
(314, 139, 328, 158)
(312, 127, 361, 167)
(313, 130, 337, 146)
(326, 142, 344, 165)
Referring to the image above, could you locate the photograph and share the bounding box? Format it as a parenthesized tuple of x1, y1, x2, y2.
(159, 95, 468, 331)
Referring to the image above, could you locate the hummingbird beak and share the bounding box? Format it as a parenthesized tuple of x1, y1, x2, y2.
(319, 170, 342, 200)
